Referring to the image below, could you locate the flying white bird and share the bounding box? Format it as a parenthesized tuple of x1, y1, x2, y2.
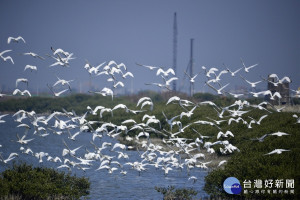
(47, 84, 69, 97)
(136, 62, 158, 70)
(156, 68, 175, 76)
(113, 81, 125, 88)
(53, 76, 73, 90)
(16, 78, 29, 88)
(224, 64, 242, 77)
(8, 36, 26, 44)
(269, 131, 289, 137)
(62, 140, 82, 157)
(23, 52, 45, 60)
(240, 75, 262, 88)
(264, 149, 290, 155)
(0, 50, 14, 64)
(205, 82, 229, 95)
(217, 131, 234, 139)
(24, 65, 37, 72)
(240, 58, 258, 72)
(0, 114, 8, 123)
(202, 66, 218, 78)
(13, 89, 31, 97)
(184, 71, 199, 83)
(0, 153, 18, 163)
(16, 133, 34, 144)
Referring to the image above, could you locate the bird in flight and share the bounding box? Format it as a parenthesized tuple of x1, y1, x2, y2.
(8, 36, 26, 44)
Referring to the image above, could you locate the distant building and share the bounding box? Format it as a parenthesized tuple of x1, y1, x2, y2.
(267, 75, 290, 105)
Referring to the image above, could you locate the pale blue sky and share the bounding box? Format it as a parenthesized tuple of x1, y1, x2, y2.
(0, 0, 299, 95)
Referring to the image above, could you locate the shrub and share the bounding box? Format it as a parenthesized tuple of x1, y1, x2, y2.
(0, 163, 90, 200)
(155, 186, 198, 200)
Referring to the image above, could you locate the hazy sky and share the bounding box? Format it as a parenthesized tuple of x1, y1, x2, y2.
(0, 0, 299, 95)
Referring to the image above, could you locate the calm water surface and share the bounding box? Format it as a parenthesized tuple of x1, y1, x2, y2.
(0, 115, 209, 200)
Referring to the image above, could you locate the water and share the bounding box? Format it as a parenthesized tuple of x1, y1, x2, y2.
(0, 115, 209, 199)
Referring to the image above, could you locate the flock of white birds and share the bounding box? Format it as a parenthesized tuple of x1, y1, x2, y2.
(0, 35, 299, 183)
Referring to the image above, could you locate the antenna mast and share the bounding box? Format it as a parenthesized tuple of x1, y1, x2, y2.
(189, 38, 194, 96)
(172, 12, 178, 92)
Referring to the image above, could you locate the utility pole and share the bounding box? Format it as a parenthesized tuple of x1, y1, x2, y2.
(189, 38, 194, 96)
(172, 12, 178, 92)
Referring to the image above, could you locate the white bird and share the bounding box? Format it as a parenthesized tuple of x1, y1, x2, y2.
(8, 36, 26, 44)
(264, 149, 290, 155)
(111, 143, 126, 151)
(13, 89, 31, 97)
(87, 105, 104, 115)
(0, 153, 18, 163)
(184, 71, 199, 83)
(47, 84, 69, 97)
(112, 104, 129, 113)
(156, 68, 175, 76)
(53, 76, 73, 91)
(0, 50, 14, 64)
(113, 81, 125, 88)
(136, 62, 158, 70)
(24, 65, 37, 72)
(121, 71, 134, 79)
(180, 106, 197, 119)
(224, 64, 242, 77)
(240, 58, 258, 72)
(0, 49, 12, 57)
(227, 92, 244, 98)
(162, 76, 178, 86)
(263, 90, 282, 100)
(67, 130, 81, 141)
(137, 97, 152, 107)
(100, 108, 113, 118)
(248, 114, 268, 125)
(162, 111, 179, 130)
(0, 114, 8, 123)
(23, 52, 45, 60)
(250, 134, 269, 142)
(217, 131, 234, 139)
(90, 87, 114, 100)
(218, 160, 227, 167)
(202, 66, 218, 78)
(205, 82, 229, 95)
(269, 131, 289, 137)
(141, 100, 154, 111)
(16, 133, 34, 144)
(16, 78, 29, 88)
(188, 176, 198, 183)
(240, 75, 262, 88)
(62, 140, 82, 157)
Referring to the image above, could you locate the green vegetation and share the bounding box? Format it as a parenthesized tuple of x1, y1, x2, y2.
(155, 186, 198, 200)
(0, 163, 90, 200)
(204, 111, 300, 199)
